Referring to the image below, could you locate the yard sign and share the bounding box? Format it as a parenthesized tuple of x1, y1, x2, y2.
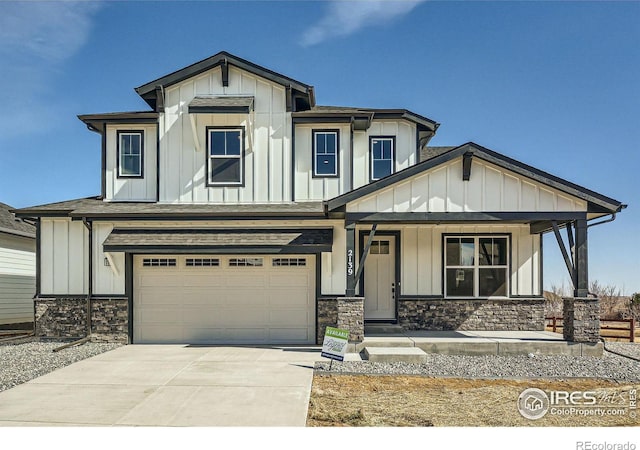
(321, 326, 349, 361)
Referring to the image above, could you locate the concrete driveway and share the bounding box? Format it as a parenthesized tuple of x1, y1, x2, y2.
(0, 345, 323, 426)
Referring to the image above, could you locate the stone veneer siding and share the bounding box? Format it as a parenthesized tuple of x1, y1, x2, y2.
(35, 297, 129, 343)
(317, 297, 365, 343)
(317, 298, 338, 344)
(398, 298, 545, 331)
(563, 297, 600, 343)
(336, 297, 364, 342)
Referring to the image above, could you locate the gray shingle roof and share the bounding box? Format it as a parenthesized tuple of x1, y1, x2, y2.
(103, 228, 333, 252)
(188, 96, 254, 113)
(420, 146, 456, 162)
(0, 203, 35, 238)
(13, 197, 326, 219)
(292, 105, 438, 131)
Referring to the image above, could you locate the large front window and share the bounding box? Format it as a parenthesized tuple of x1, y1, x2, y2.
(117, 131, 143, 178)
(207, 127, 244, 185)
(445, 236, 509, 297)
(370, 136, 394, 180)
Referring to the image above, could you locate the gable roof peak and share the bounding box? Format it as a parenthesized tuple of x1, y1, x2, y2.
(327, 141, 623, 214)
(135, 50, 314, 110)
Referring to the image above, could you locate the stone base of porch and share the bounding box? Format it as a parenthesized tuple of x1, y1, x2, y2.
(398, 298, 545, 331)
(317, 296, 364, 344)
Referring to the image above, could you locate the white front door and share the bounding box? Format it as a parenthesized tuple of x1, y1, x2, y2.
(364, 236, 396, 320)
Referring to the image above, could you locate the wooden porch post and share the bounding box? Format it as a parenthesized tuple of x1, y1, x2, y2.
(574, 218, 589, 298)
(346, 223, 356, 296)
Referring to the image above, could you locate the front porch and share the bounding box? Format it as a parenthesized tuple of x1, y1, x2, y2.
(347, 328, 604, 361)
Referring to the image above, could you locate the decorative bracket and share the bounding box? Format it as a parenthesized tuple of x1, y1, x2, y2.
(462, 151, 473, 181)
(104, 252, 120, 277)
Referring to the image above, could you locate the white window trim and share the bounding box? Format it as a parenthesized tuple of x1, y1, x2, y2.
(207, 127, 244, 186)
(117, 131, 143, 178)
(313, 130, 339, 177)
(444, 235, 510, 299)
(370, 136, 395, 181)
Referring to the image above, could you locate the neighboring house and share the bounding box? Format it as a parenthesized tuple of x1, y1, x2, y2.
(14, 51, 624, 345)
(0, 203, 36, 328)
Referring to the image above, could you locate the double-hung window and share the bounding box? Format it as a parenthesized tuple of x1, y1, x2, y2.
(313, 130, 339, 177)
(207, 127, 244, 185)
(117, 131, 143, 178)
(370, 136, 394, 180)
(445, 236, 509, 298)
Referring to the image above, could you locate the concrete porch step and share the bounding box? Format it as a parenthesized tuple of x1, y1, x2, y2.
(363, 346, 427, 363)
(364, 324, 405, 334)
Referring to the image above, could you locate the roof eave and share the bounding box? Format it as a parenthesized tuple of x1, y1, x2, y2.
(77, 112, 159, 134)
(327, 142, 624, 214)
(134, 51, 313, 107)
(0, 226, 35, 239)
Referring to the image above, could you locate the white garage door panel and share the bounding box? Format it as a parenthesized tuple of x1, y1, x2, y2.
(270, 328, 309, 341)
(134, 255, 315, 344)
(269, 309, 308, 325)
(182, 275, 226, 287)
(270, 273, 309, 287)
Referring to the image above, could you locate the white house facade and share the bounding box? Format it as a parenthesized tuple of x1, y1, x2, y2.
(14, 52, 624, 344)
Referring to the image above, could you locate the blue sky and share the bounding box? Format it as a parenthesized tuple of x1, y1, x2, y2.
(0, 0, 638, 293)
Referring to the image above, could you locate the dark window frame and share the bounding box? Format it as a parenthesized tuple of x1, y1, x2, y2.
(206, 126, 246, 187)
(117, 130, 144, 179)
(369, 135, 396, 182)
(312, 129, 340, 178)
(442, 234, 511, 299)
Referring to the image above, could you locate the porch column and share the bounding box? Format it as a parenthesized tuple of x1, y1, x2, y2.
(339, 223, 364, 342)
(563, 297, 600, 343)
(345, 223, 356, 296)
(564, 218, 599, 343)
(574, 218, 589, 298)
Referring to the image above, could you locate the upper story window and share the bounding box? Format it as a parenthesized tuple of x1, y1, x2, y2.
(313, 130, 339, 177)
(444, 236, 509, 298)
(370, 136, 395, 181)
(117, 131, 144, 178)
(207, 127, 244, 186)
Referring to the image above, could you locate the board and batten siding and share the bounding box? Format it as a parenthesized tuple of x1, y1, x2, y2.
(160, 66, 291, 203)
(40, 219, 88, 295)
(93, 222, 125, 295)
(352, 121, 417, 190)
(105, 124, 157, 202)
(0, 233, 35, 324)
(361, 224, 541, 297)
(347, 157, 588, 213)
(294, 124, 351, 201)
(294, 120, 418, 201)
(90, 220, 346, 297)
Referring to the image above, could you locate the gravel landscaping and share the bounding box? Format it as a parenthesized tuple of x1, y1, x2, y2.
(0, 338, 122, 392)
(315, 343, 640, 381)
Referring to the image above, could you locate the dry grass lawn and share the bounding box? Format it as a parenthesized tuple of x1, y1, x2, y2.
(307, 375, 640, 427)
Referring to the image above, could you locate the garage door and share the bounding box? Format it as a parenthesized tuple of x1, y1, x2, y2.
(133, 255, 315, 344)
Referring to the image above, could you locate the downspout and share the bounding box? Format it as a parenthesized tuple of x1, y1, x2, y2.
(587, 213, 616, 229)
(585, 212, 618, 297)
(82, 218, 93, 339)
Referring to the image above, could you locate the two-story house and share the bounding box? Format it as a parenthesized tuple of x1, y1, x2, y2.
(14, 51, 624, 345)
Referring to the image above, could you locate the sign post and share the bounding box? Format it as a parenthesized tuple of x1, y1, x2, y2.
(321, 326, 349, 369)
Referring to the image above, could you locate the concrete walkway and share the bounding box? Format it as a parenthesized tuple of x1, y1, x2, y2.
(0, 345, 323, 427)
